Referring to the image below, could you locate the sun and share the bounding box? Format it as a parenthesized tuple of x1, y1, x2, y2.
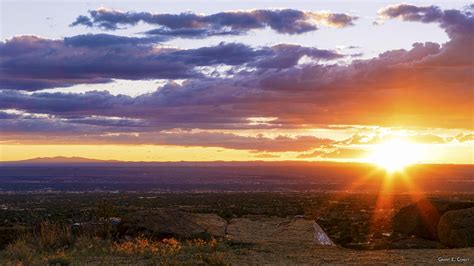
(367, 139, 422, 173)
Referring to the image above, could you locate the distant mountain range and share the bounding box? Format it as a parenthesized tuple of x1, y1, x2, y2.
(0, 156, 120, 165)
(10, 156, 120, 164)
(1, 156, 460, 167)
(1, 156, 365, 167)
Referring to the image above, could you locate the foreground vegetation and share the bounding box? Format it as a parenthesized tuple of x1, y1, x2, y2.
(3, 222, 473, 265)
(3, 192, 474, 248)
(1, 192, 474, 264)
(1, 221, 229, 265)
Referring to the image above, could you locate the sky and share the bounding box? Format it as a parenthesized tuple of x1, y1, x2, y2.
(0, 0, 473, 163)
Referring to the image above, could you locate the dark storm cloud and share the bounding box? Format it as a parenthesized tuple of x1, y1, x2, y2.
(0, 35, 341, 90)
(71, 8, 358, 36)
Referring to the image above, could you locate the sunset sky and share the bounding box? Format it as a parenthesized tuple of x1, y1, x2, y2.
(0, 1, 473, 163)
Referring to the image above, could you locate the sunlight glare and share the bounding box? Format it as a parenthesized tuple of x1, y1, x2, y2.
(367, 139, 422, 173)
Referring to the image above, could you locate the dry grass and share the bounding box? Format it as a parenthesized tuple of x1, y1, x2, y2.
(112, 237, 181, 264)
(4, 240, 36, 265)
(3, 228, 471, 265)
(37, 222, 74, 251)
(110, 236, 229, 265)
(1, 223, 229, 265)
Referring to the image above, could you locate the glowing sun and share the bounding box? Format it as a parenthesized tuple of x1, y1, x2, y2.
(367, 139, 422, 172)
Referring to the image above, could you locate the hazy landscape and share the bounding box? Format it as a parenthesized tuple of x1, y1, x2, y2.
(0, 159, 473, 264)
(1, 158, 473, 193)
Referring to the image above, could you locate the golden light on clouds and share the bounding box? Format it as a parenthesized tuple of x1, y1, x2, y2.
(0, 126, 472, 163)
(0, 2, 473, 166)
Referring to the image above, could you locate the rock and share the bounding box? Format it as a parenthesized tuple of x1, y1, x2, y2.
(392, 198, 474, 240)
(117, 210, 227, 239)
(314, 222, 334, 245)
(438, 207, 474, 248)
(188, 213, 227, 237)
(226, 215, 334, 246)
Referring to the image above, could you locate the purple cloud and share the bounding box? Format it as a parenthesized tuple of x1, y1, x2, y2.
(378, 4, 474, 38)
(0, 36, 342, 90)
(0, 117, 333, 152)
(71, 8, 358, 36)
(0, 4, 472, 151)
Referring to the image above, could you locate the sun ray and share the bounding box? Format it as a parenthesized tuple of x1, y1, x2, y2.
(367, 172, 396, 241)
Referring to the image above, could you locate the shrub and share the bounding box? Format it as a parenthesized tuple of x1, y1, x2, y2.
(185, 237, 229, 264)
(5, 240, 36, 265)
(112, 236, 182, 264)
(37, 222, 74, 251)
(95, 200, 117, 239)
(71, 236, 111, 257)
